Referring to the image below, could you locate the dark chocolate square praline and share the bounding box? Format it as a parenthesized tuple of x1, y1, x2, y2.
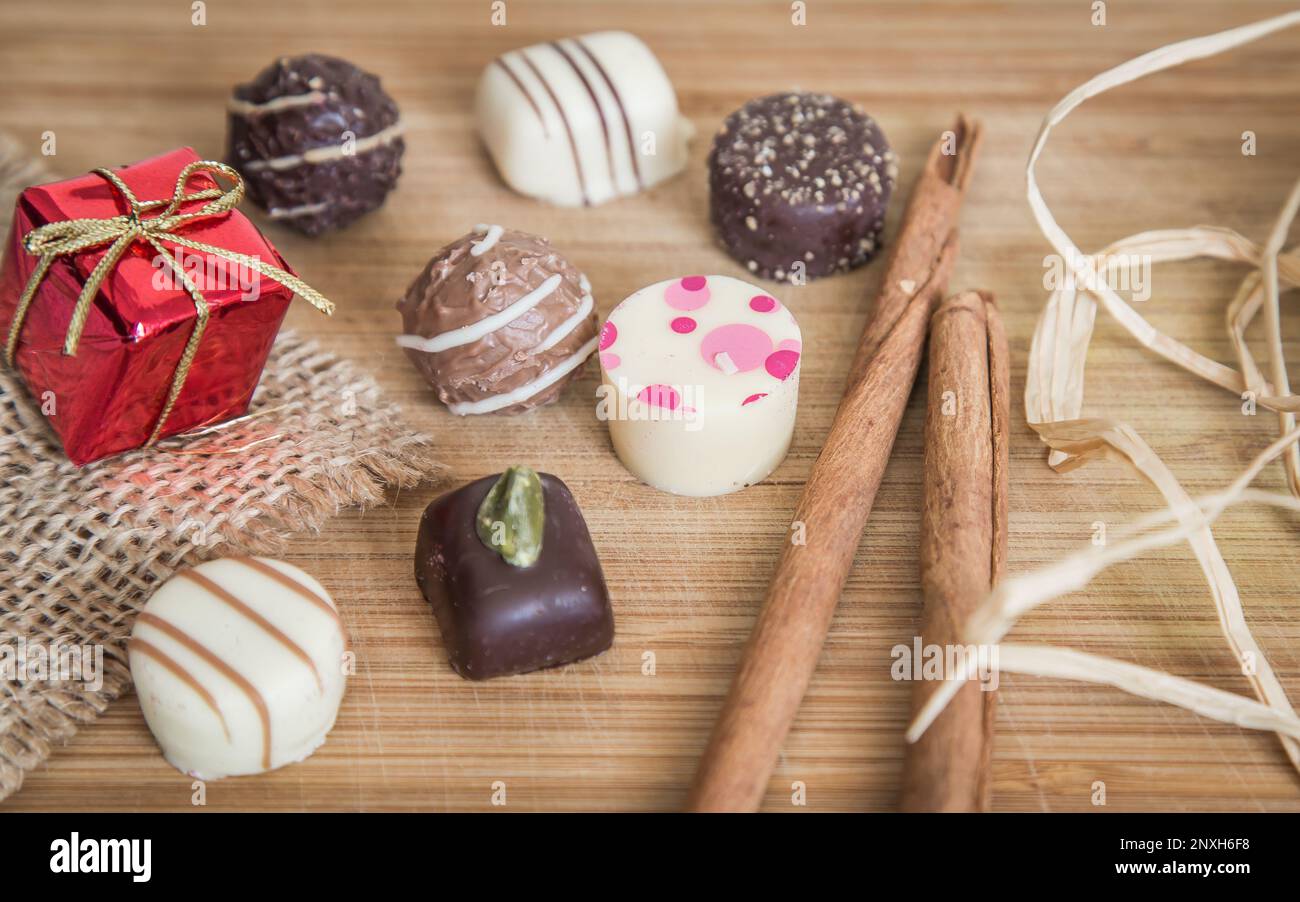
(414, 473, 614, 680)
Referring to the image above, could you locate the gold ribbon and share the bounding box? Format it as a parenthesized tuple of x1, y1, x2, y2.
(4, 160, 334, 445)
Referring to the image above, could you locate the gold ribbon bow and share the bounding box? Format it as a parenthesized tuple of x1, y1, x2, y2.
(4, 160, 334, 445)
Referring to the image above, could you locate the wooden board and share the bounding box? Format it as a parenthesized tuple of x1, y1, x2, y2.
(1, 0, 1298, 812)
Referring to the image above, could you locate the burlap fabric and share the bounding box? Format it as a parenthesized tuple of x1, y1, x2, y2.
(0, 136, 444, 800)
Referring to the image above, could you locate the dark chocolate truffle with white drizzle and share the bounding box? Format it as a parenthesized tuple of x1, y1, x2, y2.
(396, 226, 599, 415)
(226, 53, 405, 235)
(707, 92, 898, 283)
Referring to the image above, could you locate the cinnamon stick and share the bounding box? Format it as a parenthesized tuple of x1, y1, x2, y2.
(686, 117, 983, 812)
(900, 290, 1009, 812)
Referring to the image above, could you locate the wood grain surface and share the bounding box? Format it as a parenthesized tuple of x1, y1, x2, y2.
(1, 0, 1298, 812)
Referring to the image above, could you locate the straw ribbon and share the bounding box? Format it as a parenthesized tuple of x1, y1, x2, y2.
(4, 160, 334, 444)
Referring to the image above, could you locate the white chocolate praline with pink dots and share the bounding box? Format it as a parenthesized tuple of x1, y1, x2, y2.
(598, 275, 801, 496)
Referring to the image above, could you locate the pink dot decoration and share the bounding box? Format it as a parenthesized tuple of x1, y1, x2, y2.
(670, 316, 697, 334)
(699, 324, 773, 374)
(742, 393, 768, 406)
(600, 352, 621, 370)
(777, 338, 802, 353)
(599, 320, 617, 351)
(764, 349, 800, 381)
(749, 295, 777, 313)
(637, 384, 681, 411)
(664, 276, 711, 311)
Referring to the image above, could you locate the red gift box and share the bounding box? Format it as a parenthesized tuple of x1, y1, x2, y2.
(0, 147, 323, 465)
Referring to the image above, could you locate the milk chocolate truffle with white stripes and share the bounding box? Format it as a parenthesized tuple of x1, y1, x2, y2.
(708, 92, 897, 282)
(476, 31, 692, 206)
(396, 226, 599, 415)
(129, 557, 349, 781)
(226, 53, 404, 235)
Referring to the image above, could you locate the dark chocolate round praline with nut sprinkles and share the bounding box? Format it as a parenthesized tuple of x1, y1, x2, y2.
(707, 92, 897, 283)
(226, 53, 404, 236)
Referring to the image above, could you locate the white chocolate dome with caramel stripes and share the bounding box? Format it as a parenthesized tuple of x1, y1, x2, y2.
(129, 557, 348, 780)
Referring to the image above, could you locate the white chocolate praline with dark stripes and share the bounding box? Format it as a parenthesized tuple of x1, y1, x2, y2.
(476, 31, 693, 206)
(128, 557, 349, 781)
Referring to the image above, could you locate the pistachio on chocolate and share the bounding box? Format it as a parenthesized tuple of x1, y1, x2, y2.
(475, 466, 544, 567)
